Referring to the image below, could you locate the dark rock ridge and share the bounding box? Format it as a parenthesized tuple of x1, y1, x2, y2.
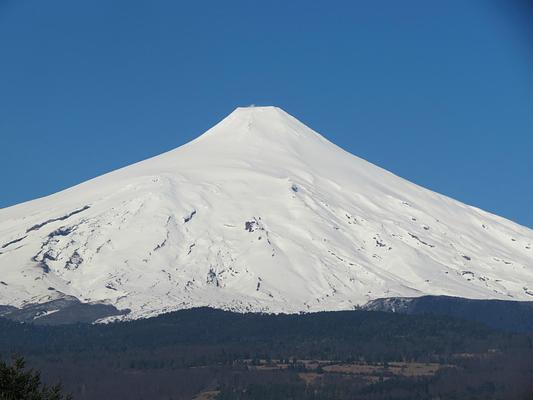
(0, 296, 129, 325)
(363, 295, 533, 333)
(26, 205, 90, 233)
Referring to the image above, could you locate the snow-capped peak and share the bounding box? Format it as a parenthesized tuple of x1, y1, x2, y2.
(0, 107, 532, 320)
(196, 106, 328, 149)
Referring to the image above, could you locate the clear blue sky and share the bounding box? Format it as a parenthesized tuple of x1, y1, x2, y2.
(1, 0, 532, 227)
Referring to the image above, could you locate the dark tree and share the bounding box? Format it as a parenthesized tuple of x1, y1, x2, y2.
(0, 357, 71, 400)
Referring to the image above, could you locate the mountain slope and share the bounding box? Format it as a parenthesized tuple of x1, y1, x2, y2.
(1, 106, 532, 319)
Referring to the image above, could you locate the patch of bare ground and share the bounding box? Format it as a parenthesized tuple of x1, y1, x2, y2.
(192, 390, 220, 400)
(298, 372, 321, 385)
(242, 359, 451, 380)
(323, 361, 447, 377)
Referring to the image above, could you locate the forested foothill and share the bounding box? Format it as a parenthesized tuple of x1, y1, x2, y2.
(1, 307, 533, 399)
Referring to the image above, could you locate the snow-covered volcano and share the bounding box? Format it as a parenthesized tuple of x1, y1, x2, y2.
(1, 106, 532, 319)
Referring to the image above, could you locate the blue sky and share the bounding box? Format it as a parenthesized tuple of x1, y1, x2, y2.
(1, 0, 532, 227)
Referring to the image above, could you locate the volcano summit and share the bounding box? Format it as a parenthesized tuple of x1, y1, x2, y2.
(1, 106, 532, 320)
